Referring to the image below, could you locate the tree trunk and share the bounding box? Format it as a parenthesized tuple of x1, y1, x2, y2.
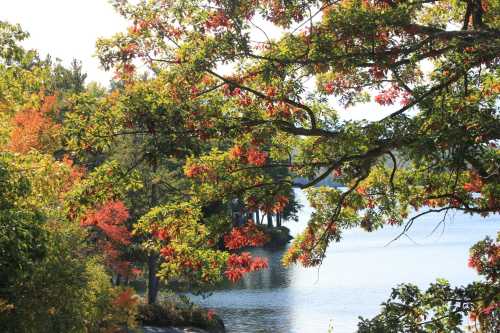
(267, 213, 273, 228)
(147, 159, 160, 305)
(255, 210, 260, 224)
(147, 254, 159, 304)
(277, 213, 281, 227)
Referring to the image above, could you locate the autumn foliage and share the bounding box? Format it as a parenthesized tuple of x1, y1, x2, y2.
(219, 221, 270, 282)
(224, 252, 268, 283)
(81, 200, 131, 245)
(468, 236, 500, 282)
(8, 96, 61, 154)
(229, 145, 268, 166)
(113, 288, 139, 309)
(223, 221, 269, 250)
(81, 200, 140, 278)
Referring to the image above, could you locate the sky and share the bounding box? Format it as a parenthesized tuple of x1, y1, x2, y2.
(0, 0, 128, 85)
(0, 1, 399, 121)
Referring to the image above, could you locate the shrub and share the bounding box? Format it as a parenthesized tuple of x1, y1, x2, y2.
(137, 295, 224, 333)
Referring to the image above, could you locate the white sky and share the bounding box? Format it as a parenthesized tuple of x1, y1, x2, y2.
(0, 0, 128, 85)
(0, 1, 400, 121)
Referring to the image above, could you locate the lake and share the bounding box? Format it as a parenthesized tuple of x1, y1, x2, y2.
(189, 190, 499, 333)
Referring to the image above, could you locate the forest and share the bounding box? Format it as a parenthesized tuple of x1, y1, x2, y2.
(0, 0, 499, 332)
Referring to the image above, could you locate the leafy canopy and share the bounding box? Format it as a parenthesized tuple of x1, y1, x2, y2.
(94, 0, 499, 329)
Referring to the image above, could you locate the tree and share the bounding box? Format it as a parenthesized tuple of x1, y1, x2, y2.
(49, 58, 87, 94)
(0, 151, 139, 333)
(65, 75, 272, 302)
(0, 21, 140, 332)
(8, 95, 62, 154)
(0, 153, 46, 313)
(97, 0, 499, 330)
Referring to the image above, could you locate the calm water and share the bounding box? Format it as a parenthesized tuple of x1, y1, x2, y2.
(189, 191, 499, 333)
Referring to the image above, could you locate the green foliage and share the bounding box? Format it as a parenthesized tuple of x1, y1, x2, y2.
(65, 160, 142, 220)
(6, 152, 79, 217)
(0, 28, 141, 331)
(5, 223, 90, 333)
(0, 152, 126, 332)
(135, 201, 229, 290)
(0, 153, 140, 332)
(85, 262, 140, 332)
(2, 222, 139, 333)
(0, 21, 52, 113)
(84, 259, 119, 331)
(0, 153, 46, 307)
(0, 21, 29, 63)
(49, 58, 87, 94)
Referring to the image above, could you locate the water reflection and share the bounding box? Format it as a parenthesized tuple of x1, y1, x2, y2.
(189, 191, 499, 333)
(190, 247, 295, 332)
(233, 247, 292, 290)
(211, 307, 292, 333)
